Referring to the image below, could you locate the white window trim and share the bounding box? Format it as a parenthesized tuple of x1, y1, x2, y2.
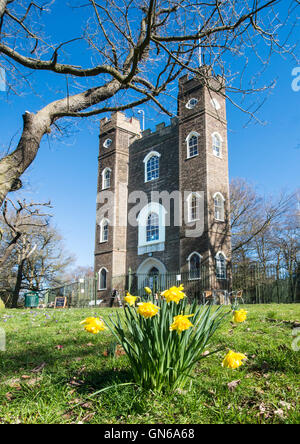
(143, 151, 161, 183)
(187, 251, 203, 280)
(99, 218, 109, 243)
(215, 251, 227, 280)
(186, 97, 198, 109)
(98, 267, 108, 290)
(212, 132, 223, 158)
(103, 138, 112, 148)
(101, 167, 112, 190)
(186, 131, 200, 159)
(213, 192, 225, 222)
(137, 202, 166, 249)
(186, 192, 202, 222)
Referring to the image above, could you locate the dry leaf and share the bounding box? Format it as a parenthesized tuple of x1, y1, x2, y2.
(227, 380, 241, 392)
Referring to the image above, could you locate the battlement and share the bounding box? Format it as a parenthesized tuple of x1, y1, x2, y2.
(100, 111, 141, 135)
(141, 117, 178, 139)
(178, 68, 225, 94)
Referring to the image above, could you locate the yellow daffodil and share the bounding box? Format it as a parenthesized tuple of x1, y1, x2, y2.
(161, 284, 186, 304)
(137, 302, 160, 319)
(80, 317, 106, 334)
(124, 292, 138, 306)
(233, 309, 248, 323)
(222, 350, 247, 369)
(144, 287, 152, 295)
(170, 313, 194, 334)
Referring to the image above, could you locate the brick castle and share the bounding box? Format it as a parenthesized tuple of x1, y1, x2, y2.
(94, 72, 231, 303)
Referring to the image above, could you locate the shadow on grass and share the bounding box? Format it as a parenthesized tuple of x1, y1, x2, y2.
(72, 369, 134, 396)
(0, 337, 114, 379)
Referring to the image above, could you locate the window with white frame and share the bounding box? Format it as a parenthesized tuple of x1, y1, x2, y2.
(99, 268, 108, 290)
(214, 192, 225, 221)
(186, 132, 199, 158)
(188, 252, 202, 280)
(102, 168, 111, 189)
(137, 202, 166, 255)
(212, 133, 222, 157)
(187, 192, 200, 222)
(143, 151, 161, 182)
(100, 219, 109, 242)
(216, 252, 227, 280)
(146, 213, 159, 242)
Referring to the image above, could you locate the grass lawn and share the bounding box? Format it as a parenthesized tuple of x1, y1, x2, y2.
(0, 304, 299, 424)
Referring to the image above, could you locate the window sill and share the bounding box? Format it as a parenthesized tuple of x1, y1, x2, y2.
(186, 154, 199, 160)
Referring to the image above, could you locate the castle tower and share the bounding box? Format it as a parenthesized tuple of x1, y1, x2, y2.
(94, 112, 141, 301)
(178, 70, 231, 288)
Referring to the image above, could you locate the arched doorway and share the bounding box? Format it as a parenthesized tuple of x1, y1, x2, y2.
(136, 258, 167, 292)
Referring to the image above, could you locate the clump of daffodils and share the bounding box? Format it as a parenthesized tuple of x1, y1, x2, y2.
(81, 285, 231, 391)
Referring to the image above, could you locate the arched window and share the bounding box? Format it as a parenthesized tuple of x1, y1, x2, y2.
(187, 192, 201, 222)
(102, 168, 111, 190)
(188, 252, 202, 280)
(137, 202, 166, 254)
(146, 212, 159, 242)
(99, 268, 108, 290)
(213, 192, 225, 221)
(212, 133, 222, 158)
(186, 132, 199, 158)
(143, 151, 161, 182)
(216, 252, 227, 280)
(100, 219, 109, 243)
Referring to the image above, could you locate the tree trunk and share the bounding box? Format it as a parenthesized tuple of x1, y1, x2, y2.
(11, 258, 25, 308)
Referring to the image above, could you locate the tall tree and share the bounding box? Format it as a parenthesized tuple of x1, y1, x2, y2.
(0, 0, 299, 205)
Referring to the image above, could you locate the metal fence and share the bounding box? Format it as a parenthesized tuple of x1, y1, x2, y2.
(44, 276, 98, 308)
(43, 263, 299, 307)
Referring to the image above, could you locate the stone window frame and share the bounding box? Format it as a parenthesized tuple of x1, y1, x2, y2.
(187, 251, 202, 280)
(186, 192, 201, 223)
(143, 150, 161, 183)
(101, 167, 112, 190)
(99, 218, 109, 243)
(212, 132, 223, 158)
(186, 131, 200, 159)
(215, 251, 227, 280)
(98, 267, 108, 290)
(213, 192, 225, 222)
(137, 202, 166, 250)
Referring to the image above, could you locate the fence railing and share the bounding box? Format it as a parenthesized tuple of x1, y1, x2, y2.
(42, 264, 299, 308)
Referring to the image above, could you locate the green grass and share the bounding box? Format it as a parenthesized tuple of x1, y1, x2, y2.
(0, 304, 299, 424)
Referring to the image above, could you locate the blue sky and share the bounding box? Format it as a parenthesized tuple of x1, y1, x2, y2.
(0, 2, 299, 268)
